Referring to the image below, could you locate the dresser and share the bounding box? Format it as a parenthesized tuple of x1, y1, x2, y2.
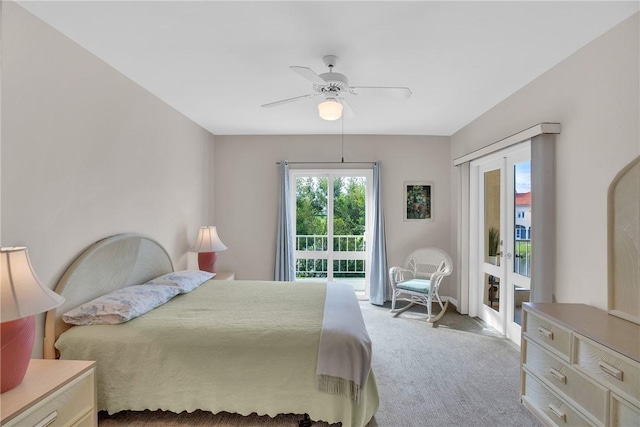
(0, 359, 96, 427)
(521, 303, 640, 427)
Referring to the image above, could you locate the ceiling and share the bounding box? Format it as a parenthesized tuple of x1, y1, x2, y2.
(17, 1, 639, 136)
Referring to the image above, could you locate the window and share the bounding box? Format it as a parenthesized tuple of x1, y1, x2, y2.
(291, 170, 372, 296)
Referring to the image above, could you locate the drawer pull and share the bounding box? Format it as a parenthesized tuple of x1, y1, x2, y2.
(35, 410, 57, 427)
(537, 326, 554, 340)
(548, 403, 566, 423)
(598, 361, 623, 381)
(549, 367, 567, 384)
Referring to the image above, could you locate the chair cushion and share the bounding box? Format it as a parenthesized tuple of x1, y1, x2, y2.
(397, 279, 431, 293)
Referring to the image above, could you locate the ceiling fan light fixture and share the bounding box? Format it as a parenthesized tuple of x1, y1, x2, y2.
(318, 98, 343, 121)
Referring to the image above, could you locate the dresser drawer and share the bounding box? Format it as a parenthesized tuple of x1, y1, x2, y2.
(523, 338, 607, 426)
(73, 410, 96, 427)
(6, 369, 95, 427)
(524, 309, 572, 361)
(610, 393, 640, 427)
(522, 370, 595, 427)
(574, 334, 640, 406)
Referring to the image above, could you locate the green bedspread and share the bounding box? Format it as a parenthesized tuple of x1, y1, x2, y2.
(56, 280, 379, 427)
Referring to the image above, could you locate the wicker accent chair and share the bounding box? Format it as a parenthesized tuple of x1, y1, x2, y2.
(388, 247, 453, 323)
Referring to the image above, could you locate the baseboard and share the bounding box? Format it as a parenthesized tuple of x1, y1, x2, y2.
(442, 296, 459, 311)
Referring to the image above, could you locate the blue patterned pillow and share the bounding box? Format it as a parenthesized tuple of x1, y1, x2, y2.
(62, 284, 179, 325)
(144, 270, 214, 293)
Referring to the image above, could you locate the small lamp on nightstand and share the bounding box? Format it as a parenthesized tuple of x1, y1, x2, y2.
(1, 247, 65, 393)
(189, 226, 228, 273)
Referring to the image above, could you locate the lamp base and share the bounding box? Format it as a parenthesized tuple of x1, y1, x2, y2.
(198, 252, 218, 273)
(1, 316, 36, 393)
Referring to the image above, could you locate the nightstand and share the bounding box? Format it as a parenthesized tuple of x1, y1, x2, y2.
(0, 359, 96, 427)
(213, 271, 235, 280)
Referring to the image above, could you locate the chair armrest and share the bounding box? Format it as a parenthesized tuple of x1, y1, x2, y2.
(429, 269, 451, 290)
(388, 267, 414, 288)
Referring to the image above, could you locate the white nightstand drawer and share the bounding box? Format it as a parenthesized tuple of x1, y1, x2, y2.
(523, 338, 607, 425)
(575, 334, 640, 406)
(522, 371, 595, 427)
(7, 369, 95, 427)
(524, 310, 572, 361)
(610, 393, 640, 427)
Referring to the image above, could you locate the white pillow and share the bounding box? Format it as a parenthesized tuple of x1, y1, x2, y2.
(143, 270, 214, 293)
(62, 284, 179, 325)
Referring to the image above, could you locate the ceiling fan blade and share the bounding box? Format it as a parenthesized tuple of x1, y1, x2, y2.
(339, 97, 356, 119)
(290, 66, 326, 85)
(349, 86, 412, 99)
(261, 93, 320, 108)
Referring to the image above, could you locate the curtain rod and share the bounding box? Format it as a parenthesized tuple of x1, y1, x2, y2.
(275, 161, 375, 165)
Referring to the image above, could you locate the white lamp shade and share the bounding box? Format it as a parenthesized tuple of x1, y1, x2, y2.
(318, 99, 343, 121)
(1, 247, 65, 323)
(189, 226, 228, 253)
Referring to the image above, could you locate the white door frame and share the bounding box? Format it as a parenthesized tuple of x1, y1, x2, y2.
(457, 124, 559, 341)
(470, 156, 507, 333)
(289, 169, 373, 298)
(505, 146, 532, 343)
(469, 142, 531, 340)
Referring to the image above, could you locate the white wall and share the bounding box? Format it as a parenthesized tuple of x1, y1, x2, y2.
(213, 135, 455, 296)
(1, 2, 214, 357)
(5, 3, 635, 359)
(451, 13, 639, 309)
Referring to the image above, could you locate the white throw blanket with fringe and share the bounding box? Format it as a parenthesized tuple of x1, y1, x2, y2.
(317, 282, 372, 403)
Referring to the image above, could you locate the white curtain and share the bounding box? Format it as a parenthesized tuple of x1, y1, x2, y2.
(274, 161, 295, 281)
(369, 161, 388, 305)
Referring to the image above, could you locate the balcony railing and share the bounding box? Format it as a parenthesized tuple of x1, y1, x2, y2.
(295, 259, 366, 278)
(514, 239, 531, 277)
(295, 234, 365, 252)
(295, 234, 366, 279)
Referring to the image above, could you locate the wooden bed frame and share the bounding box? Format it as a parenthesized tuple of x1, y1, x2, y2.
(44, 233, 174, 359)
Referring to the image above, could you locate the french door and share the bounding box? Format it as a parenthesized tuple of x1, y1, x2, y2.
(472, 142, 531, 344)
(290, 169, 373, 298)
(505, 149, 532, 342)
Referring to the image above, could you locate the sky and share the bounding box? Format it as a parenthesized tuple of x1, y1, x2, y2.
(515, 161, 531, 193)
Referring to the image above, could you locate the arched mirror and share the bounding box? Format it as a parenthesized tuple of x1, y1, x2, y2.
(608, 156, 640, 324)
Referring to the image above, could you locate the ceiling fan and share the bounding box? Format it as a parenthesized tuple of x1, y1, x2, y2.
(261, 55, 412, 120)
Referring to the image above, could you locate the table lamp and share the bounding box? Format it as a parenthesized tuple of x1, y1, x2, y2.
(189, 226, 227, 273)
(1, 247, 65, 392)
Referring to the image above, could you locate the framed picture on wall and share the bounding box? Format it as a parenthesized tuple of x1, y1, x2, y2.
(404, 181, 433, 221)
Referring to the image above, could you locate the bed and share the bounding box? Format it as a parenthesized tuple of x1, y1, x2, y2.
(43, 233, 379, 427)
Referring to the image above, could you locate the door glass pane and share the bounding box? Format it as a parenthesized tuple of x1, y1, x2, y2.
(513, 285, 530, 325)
(514, 161, 531, 277)
(332, 177, 366, 253)
(294, 174, 369, 295)
(484, 169, 501, 266)
(484, 273, 500, 312)
(295, 177, 327, 279)
(333, 176, 366, 292)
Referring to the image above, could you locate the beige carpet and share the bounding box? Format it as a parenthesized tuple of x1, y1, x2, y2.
(98, 302, 540, 427)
